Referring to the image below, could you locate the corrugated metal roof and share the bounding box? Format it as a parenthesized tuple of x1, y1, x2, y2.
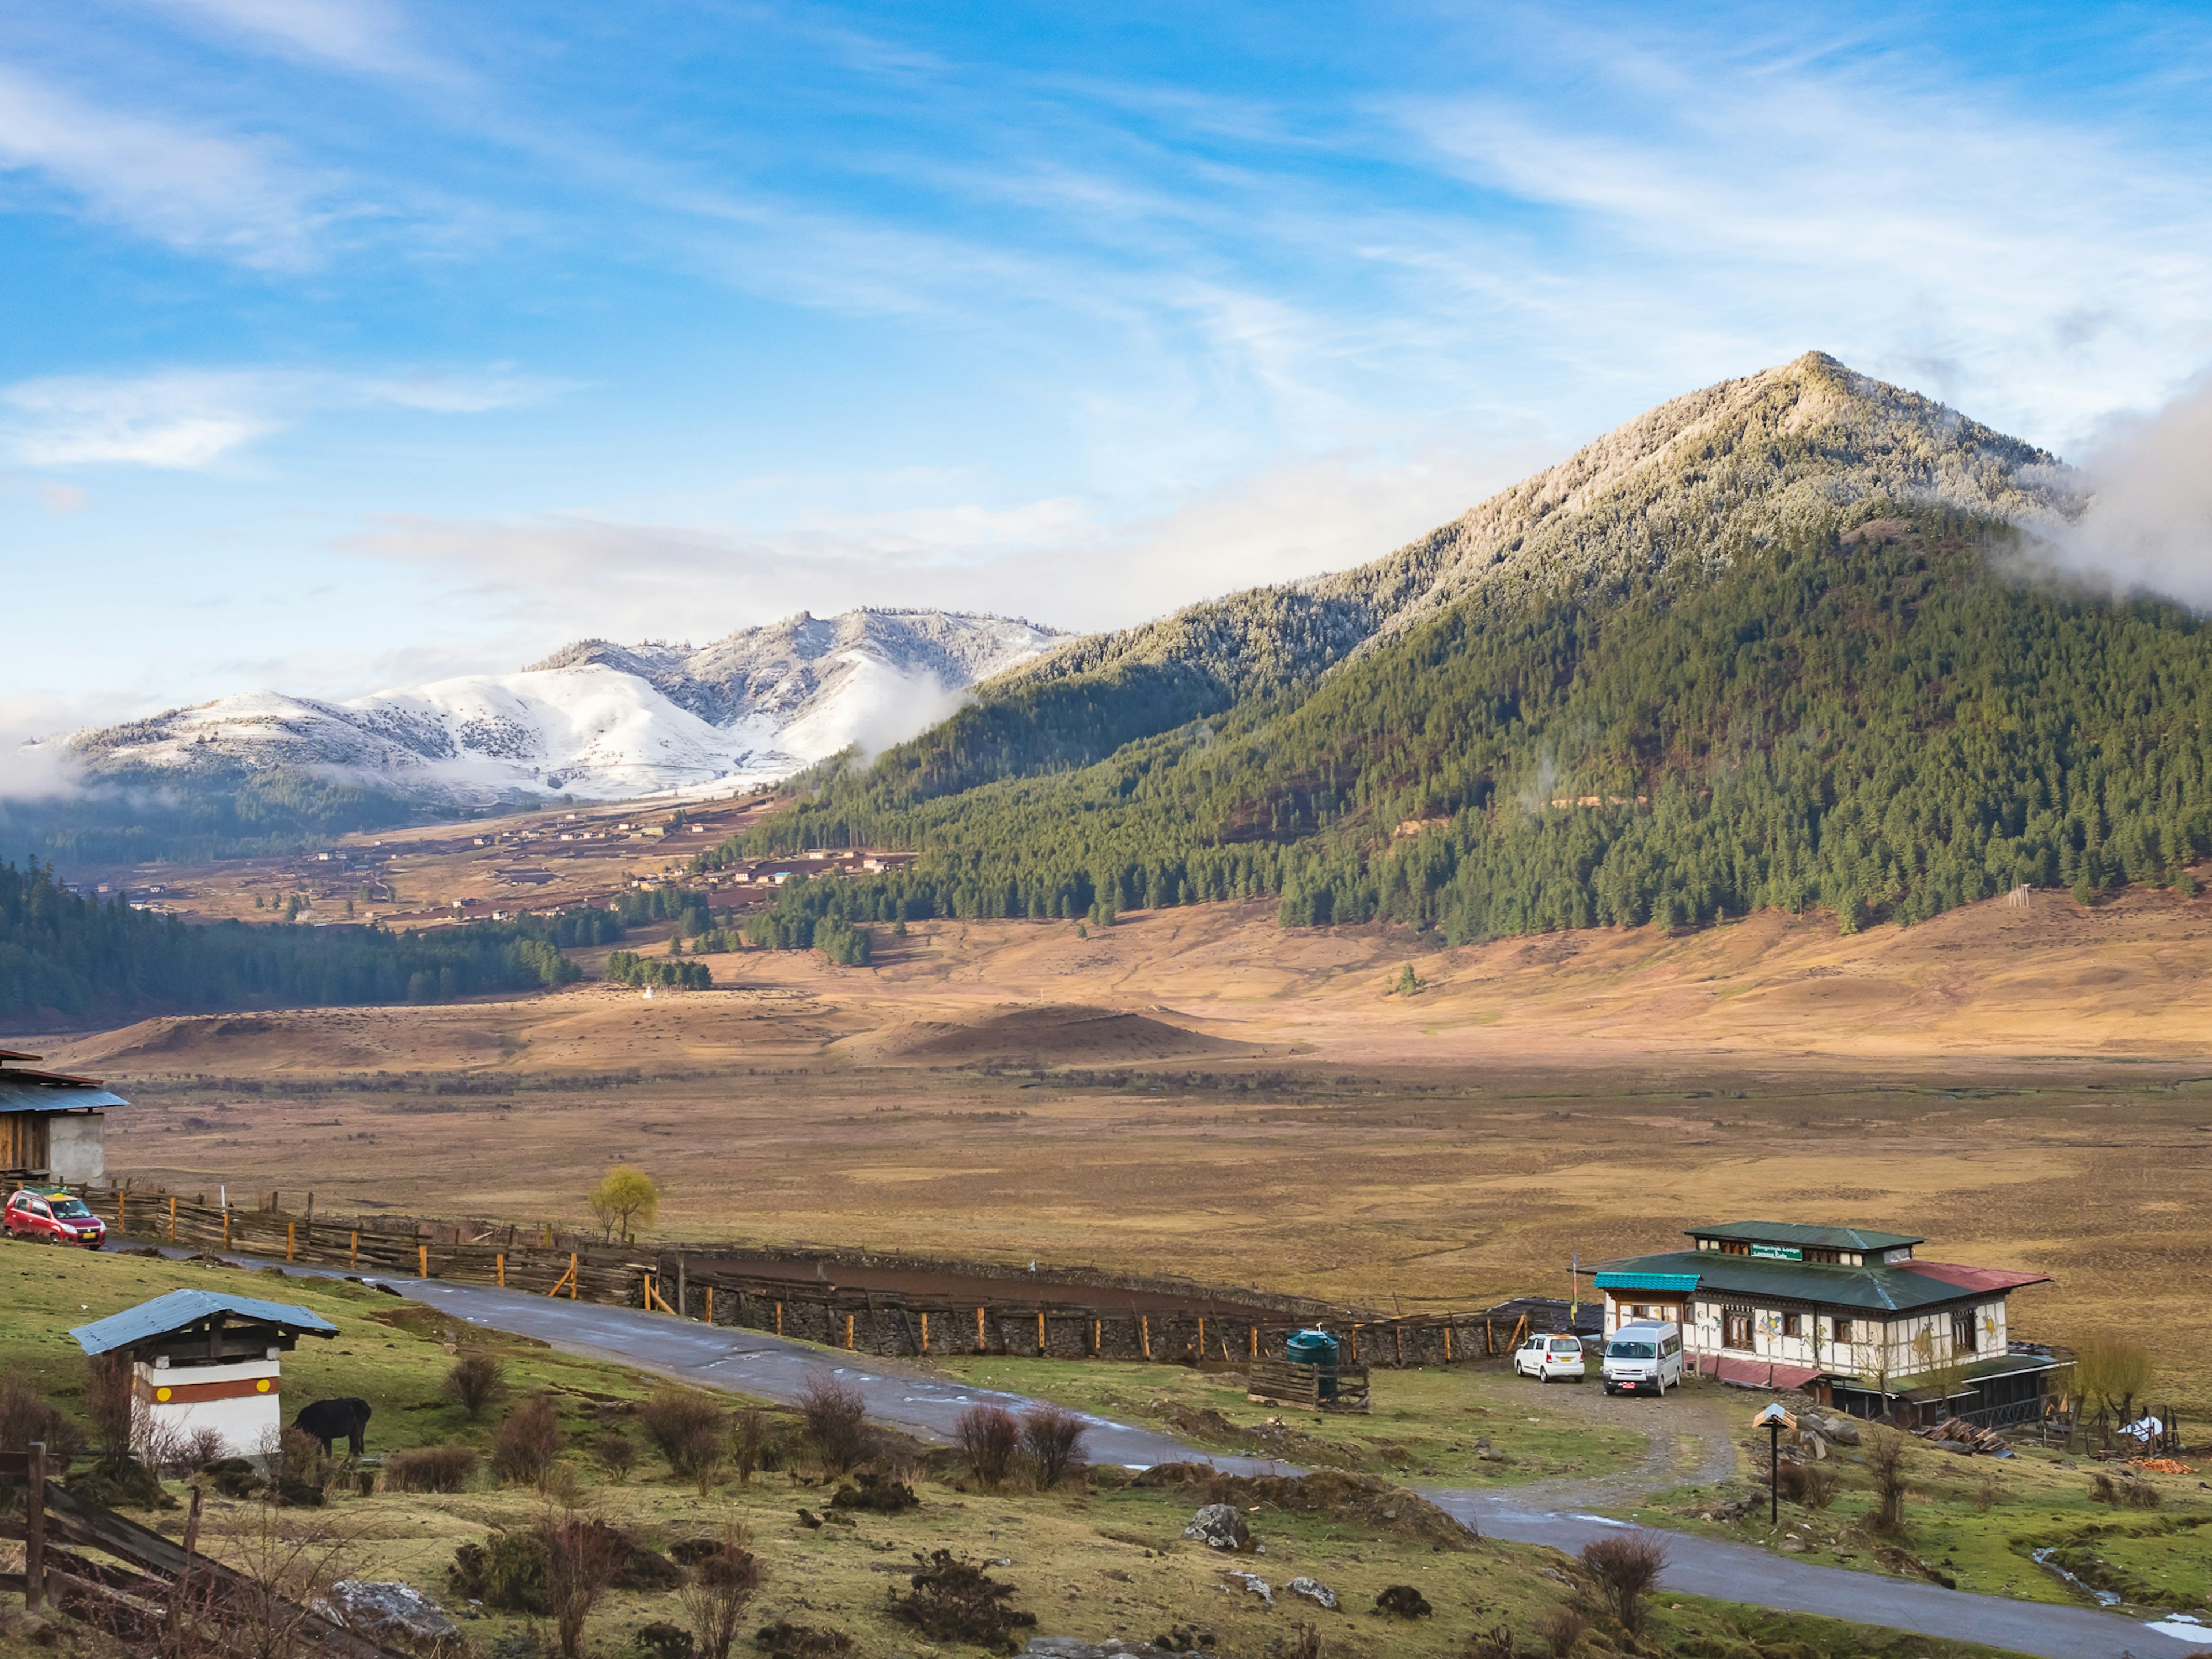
(0, 1080, 129, 1113)
(1687, 1221, 1922, 1251)
(70, 1289, 339, 1355)
(1593, 1250, 1986, 1313)
(1594, 1271, 1701, 1293)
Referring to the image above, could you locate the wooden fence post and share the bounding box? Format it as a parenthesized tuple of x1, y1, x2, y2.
(222, 1206, 231, 1249)
(1037, 1312, 1047, 1354)
(24, 1441, 44, 1613)
(976, 1306, 986, 1351)
(118, 1192, 126, 1236)
(775, 1300, 783, 1336)
(570, 1253, 579, 1300)
(1196, 1315, 1205, 1360)
(169, 1195, 177, 1240)
(844, 1313, 855, 1350)
(1092, 1318, 1101, 1357)
(1141, 1314, 1151, 1360)
(418, 1244, 429, 1279)
(921, 1312, 929, 1353)
(1249, 1324, 1258, 1360)
(287, 1222, 296, 1262)
(704, 1286, 714, 1326)
(496, 1253, 505, 1288)
(350, 1230, 358, 1269)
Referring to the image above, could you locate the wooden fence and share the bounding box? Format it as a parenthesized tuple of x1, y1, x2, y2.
(84, 1186, 1545, 1373)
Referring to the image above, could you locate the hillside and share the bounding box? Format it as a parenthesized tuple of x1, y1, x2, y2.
(63, 608, 1060, 810)
(707, 355, 2212, 942)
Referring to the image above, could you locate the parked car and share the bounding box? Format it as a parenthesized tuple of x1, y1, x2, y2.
(4, 1188, 107, 1248)
(1512, 1332, 1588, 1382)
(1602, 1320, 1685, 1395)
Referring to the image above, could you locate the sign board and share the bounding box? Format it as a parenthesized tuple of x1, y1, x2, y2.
(1750, 1243, 1803, 1261)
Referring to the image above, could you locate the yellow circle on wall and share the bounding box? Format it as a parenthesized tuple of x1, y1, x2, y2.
(156, 1387, 172, 1403)
(256, 1379, 271, 1393)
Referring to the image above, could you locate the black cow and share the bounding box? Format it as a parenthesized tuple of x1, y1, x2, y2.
(293, 1397, 373, 1457)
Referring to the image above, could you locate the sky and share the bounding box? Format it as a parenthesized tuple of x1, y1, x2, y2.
(4, 0, 2212, 738)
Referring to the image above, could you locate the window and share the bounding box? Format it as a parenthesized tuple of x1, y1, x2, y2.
(1724, 1310, 1753, 1350)
(1802, 1247, 1842, 1264)
(1826, 1316, 1849, 1344)
(1781, 1312, 1802, 1338)
(1951, 1309, 1978, 1353)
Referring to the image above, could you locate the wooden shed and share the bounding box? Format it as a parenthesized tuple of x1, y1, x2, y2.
(0, 1050, 126, 1185)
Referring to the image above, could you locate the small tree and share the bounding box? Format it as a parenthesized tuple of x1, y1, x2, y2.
(446, 1353, 507, 1420)
(589, 1166, 659, 1244)
(637, 1389, 728, 1493)
(545, 1510, 631, 1659)
(491, 1397, 566, 1488)
(954, 1406, 1020, 1487)
(85, 1351, 137, 1474)
(678, 1528, 760, 1659)
(732, 1407, 768, 1484)
(1579, 1533, 1664, 1637)
(2075, 1333, 2155, 1425)
(1021, 1406, 1086, 1490)
(1865, 1425, 1913, 1535)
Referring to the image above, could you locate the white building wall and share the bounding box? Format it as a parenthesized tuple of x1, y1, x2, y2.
(132, 1355, 283, 1463)
(46, 1112, 105, 1183)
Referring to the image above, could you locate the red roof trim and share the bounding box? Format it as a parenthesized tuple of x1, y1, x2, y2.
(0, 1050, 43, 1062)
(1696, 1355, 1823, 1391)
(1899, 1260, 2052, 1294)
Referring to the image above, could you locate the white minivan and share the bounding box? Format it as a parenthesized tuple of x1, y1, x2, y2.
(1512, 1332, 1588, 1383)
(1601, 1320, 1684, 1396)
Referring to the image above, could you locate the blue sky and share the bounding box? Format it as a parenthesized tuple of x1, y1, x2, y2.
(4, 1, 2211, 738)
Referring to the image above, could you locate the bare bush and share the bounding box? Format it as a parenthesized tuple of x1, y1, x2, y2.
(446, 1353, 508, 1420)
(385, 1444, 478, 1494)
(677, 1528, 760, 1659)
(798, 1377, 870, 1476)
(637, 1389, 728, 1491)
(546, 1510, 632, 1659)
(84, 1351, 136, 1472)
(732, 1407, 768, 1484)
(1774, 1459, 1839, 1509)
(195, 1495, 359, 1659)
(593, 1432, 638, 1483)
(0, 1379, 85, 1469)
(2090, 1470, 2161, 1509)
(1537, 1604, 1587, 1657)
(1277, 1623, 1322, 1659)
(1578, 1532, 1665, 1637)
(1865, 1427, 1913, 1535)
(491, 1397, 566, 1488)
(1021, 1406, 1087, 1491)
(955, 1406, 1020, 1487)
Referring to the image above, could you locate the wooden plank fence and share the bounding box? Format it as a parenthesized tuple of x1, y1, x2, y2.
(82, 1185, 1547, 1373)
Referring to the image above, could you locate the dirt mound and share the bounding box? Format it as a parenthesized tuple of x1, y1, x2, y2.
(1130, 1462, 1474, 1551)
(852, 1003, 1255, 1067)
(66, 1013, 279, 1065)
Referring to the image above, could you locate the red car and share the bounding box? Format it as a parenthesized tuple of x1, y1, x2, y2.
(4, 1188, 107, 1247)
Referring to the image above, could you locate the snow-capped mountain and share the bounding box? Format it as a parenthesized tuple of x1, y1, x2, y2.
(73, 610, 1062, 806)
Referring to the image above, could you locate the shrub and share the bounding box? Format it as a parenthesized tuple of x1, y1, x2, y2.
(829, 1472, 918, 1514)
(752, 1622, 851, 1658)
(1578, 1532, 1665, 1637)
(449, 1528, 553, 1613)
(1021, 1406, 1086, 1490)
(386, 1444, 478, 1494)
(2090, 1470, 2161, 1509)
(955, 1406, 1020, 1487)
(0, 1379, 85, 1469)
(638, 1389, 728, 1490)
(84, 1353, 135, 1473)
(733, 1407, 768, 1483)
(1774, 1459, 1839, 1509)
(274, 1426, 333, 1504)
(799, 1377, 870, 1476)
(446, 1353, 508, 1419)
(491, 1397, 566, 1487)
(595, 1431, 639, 1483)
(679, 1529, 762, 1659)
(1373, 1585, 1431, 1619)
(886, 1551, 1037, 1654)
(1864, 1427, 1913, 1534)
(548, 1512, 634, 1659)
(638, 1623, 694, 1659)
(1537, 1604, 1588, 1657)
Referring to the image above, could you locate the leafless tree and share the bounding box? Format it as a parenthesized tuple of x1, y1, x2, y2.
(1020, 1406, 1086, 1490)
(798, 1377, 869, 1476)
(546, 1509, 632, 1659)
(1578, 1532, 1666, 1637)
(954, 1406, 1020, 1487)
(677, 1527, 760, 1659)
(1865, 1426, 1913, 1534)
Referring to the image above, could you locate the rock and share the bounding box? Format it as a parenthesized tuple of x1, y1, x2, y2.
(1821, 1417, 1861, 1446)
(1287, 1577, 1338, 1611)
(1803, 1433, 1828, 1460)
(1220, 1570, 1272, 1608)
(1025, 1641, 1107, 1658)
(1374, 1585, 1432, 1619)
(1183, 1504, 1250, 1551)
(321, 1580, 461, 1644)
(1779, 1537, 1808, 1554)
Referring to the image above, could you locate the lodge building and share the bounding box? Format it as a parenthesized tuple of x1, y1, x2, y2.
(0, 1048, 125, 1185)
(1593, 1221, 2066, 1422)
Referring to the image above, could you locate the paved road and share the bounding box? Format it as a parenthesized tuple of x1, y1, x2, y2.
(386, 1275, 2206, 1659)
(141, 1245, 2206, 1658)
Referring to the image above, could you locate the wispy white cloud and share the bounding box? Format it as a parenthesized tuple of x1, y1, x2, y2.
(0, 366, 566, 470)
(138, 0, 449, 81)
(0, 62, 331, 268)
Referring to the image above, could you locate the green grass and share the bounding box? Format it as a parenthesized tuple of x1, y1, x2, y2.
(928, 1352, 1653, 1486)
(1629, 1438, 2212, 1616)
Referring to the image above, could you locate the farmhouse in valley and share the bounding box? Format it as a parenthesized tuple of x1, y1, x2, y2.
(0, 1049, 127, 1184)
(1593, 1220, 2066, 1422)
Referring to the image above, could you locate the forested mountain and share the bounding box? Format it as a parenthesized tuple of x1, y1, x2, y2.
(702, 358, 2212, 942)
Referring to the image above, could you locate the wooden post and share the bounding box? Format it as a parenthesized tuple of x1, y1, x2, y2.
(496, 1253, 505, 1288)
(1037, 1311, 1047, 1354)
(24, 1441, 44, 1613)
(118, 1192, 126, 1234)
(350, 1230, 359, 1269)
(704, 1286, 714, 1326)
(287, 1221, 296, 1262)
(1395, 1324, 1403, 1366)
(1444, 1322, 1453, 1363)
(570, 1252, 579, 1300)
(169, 1195, 177, 1240)
(1141, 1315, 1151, 1360)
(976, 1306, 986, 1351)
(1197, 1315, 1205, 1359)
(1250, 1324, 1258, 1359)
(844, 1313, 855, 1350)
(921, 1312, 930, 1353)
(1092, 1318, 1101, 1356)
(676, 1253, 687, 1319)
(222, 1206, 231, 1249)
(418, 1244, 429, 1279)
(544, 1222, 553, 1248)
(775, 1301, 783, 1336)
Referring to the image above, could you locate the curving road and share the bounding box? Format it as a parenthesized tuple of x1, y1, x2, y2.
(386, 1275, 2205, 1659)
(136, 1244, 2204, 1658)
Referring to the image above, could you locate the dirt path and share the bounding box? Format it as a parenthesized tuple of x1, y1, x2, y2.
(1469, 1373, 1740, 1512)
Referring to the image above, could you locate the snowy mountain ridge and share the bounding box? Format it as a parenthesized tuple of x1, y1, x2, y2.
(73, 609, 1063, 806)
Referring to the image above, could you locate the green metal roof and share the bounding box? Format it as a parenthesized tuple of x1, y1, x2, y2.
(1686, 1221, 1922, 1252)
(1593, 1271, 1700, 1293)
(1593, 1251, 1983, 1313)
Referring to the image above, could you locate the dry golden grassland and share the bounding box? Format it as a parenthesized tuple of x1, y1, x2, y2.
(18, 890, 2211, 1425)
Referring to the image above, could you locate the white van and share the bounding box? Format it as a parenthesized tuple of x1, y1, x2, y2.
(1602, 1320, 1684, 1396)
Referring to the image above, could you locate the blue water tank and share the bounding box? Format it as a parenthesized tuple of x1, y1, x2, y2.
(1284, 1328, 1341, 1398)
